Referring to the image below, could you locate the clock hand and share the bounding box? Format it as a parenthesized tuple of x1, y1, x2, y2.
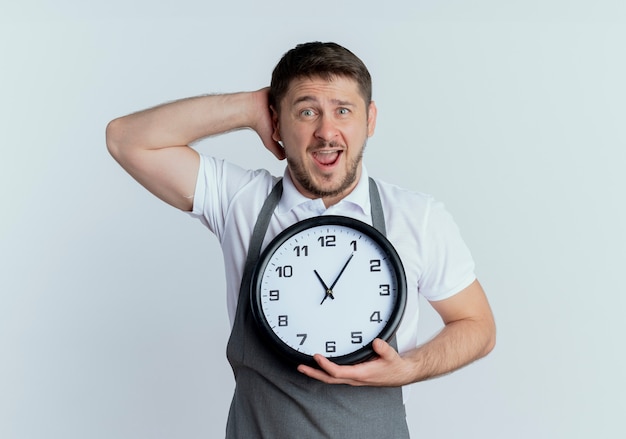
(329, 253, 354, 291)
(314, 270, 335, 305)
(313, 270, 330, 291)
(316, 254, 355, 305)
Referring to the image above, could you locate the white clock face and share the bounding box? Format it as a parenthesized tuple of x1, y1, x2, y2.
(252, 216, 406, 365)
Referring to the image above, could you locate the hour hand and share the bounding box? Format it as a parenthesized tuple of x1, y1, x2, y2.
(314, 270, 334, 304)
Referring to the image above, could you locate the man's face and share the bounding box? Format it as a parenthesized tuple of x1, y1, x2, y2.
(272, 75, 377, 207)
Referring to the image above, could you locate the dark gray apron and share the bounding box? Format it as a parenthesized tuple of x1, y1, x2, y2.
(225, 178, 410, 438)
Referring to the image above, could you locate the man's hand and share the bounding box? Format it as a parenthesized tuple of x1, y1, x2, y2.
(297, 338, 411, 387)
(250, 88, 285, 160)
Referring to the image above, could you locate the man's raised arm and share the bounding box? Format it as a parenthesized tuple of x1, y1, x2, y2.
(105, 89, 283, 211)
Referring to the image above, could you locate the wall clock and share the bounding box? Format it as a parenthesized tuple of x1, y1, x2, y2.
(250, 215, 407, 366)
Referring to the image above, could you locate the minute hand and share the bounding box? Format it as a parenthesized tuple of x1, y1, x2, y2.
(329, 253, 354, 291)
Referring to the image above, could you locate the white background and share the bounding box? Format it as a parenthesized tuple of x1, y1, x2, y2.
(1, 1, 625, 438)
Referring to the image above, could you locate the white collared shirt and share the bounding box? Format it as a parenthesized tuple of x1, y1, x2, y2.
(190, 154, 476, 386)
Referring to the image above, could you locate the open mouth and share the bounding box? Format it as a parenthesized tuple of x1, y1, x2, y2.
(312, 150, 342, 167)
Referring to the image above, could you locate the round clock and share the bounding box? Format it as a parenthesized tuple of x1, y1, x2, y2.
(250, 215, 407, 366)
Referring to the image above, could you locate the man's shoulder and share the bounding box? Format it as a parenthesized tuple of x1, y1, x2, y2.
(192, 154, 280, 231)
(371, 177, 434, 207)
(199, 153, 279, 193)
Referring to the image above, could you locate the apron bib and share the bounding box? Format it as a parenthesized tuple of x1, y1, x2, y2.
(225, 178, 410, 438)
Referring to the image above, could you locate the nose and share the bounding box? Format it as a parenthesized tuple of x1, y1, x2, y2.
(314, 113, 339, 143)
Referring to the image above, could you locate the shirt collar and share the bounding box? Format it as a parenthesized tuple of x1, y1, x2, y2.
(276, 166, 371, 216)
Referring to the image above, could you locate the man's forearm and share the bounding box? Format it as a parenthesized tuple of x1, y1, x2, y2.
(106, 92, 259, 154)
(402, 316, 496, 384)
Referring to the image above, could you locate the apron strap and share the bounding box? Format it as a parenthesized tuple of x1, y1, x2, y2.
(368, 177, 386, 236)
(239, 178, 283, 293)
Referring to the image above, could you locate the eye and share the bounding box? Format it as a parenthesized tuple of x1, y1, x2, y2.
(338, 108, 350, 115)
(300, 109, 315, 117)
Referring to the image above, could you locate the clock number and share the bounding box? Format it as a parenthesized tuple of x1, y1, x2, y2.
(370, 311, 383, 323)
(318, 235, 336, 247)
(269, 290, 280, 301)
(379, 284, 390, 296)
(351, 331, 363, 344)
(293, 245, 308, 257)
(350, 240, 358, 251)
(276, 265, 293, 278)
(370, 259, 381, 272)
(278, 315, 288, 327)
(325, 341, 336, 353)
(296, 333, 307, 346)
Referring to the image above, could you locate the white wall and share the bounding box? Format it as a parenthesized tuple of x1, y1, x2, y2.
(1, 1, 625, 438)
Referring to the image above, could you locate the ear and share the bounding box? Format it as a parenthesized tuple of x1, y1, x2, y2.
(270, 105, 281, 142)
(367, 101, 377, 137)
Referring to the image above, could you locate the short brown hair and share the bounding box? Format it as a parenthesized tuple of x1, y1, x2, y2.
(269, 42, 372, 112)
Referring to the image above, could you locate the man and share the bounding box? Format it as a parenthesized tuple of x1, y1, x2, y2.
(106, 42, 495, 438)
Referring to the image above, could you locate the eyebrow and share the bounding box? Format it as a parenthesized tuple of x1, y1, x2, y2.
(293, 96, 355, 107)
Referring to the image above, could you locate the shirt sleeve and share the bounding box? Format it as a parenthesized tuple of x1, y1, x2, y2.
(417, 199, 476, 302)
(187, 153, 255, 240)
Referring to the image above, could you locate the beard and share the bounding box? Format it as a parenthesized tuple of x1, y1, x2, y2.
(286, 140, 366, 199)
